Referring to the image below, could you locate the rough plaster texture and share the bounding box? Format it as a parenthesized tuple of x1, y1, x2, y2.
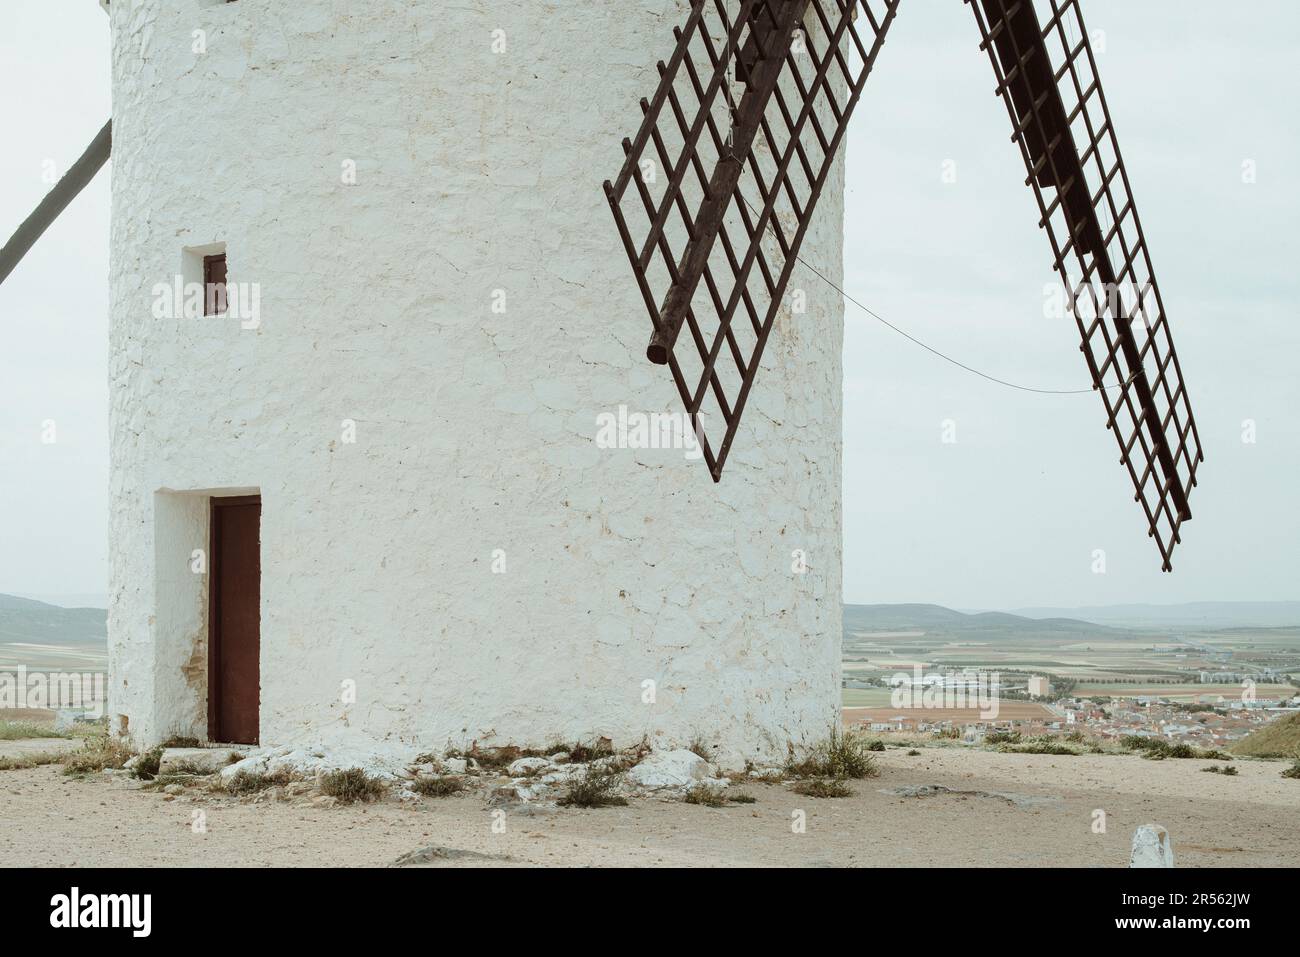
(107, 0, 846, 766)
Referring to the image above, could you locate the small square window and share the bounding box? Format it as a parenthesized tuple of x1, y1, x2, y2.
(204, 253, 227, 316)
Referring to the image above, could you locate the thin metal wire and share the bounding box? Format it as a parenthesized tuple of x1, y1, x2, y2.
(736, 193, 1135, 396)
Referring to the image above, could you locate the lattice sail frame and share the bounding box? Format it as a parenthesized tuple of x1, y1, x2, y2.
(604, 0, 902, 480)
(605, 0, 1202, 570)
(969, 0, 1203, 570)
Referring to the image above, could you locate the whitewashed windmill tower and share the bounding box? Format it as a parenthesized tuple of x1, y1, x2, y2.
(0, 0, 1201, 761)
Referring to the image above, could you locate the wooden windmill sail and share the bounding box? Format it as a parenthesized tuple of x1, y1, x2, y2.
(604, 0, 1203, 571)
(0, 121, 111, 287)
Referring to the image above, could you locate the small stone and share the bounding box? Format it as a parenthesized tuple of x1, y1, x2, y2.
(507, 757, 551, 777)
(488, 785, 524, 806)
(548, 751, 570, 764)
(162, 783, 185, 796)
(1130, 824, 1175, 868)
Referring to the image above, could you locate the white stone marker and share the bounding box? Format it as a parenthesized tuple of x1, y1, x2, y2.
(1129, 824, 1175, 868)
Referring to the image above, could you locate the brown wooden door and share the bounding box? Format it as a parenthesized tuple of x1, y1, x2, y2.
(209, 495, 261, 744)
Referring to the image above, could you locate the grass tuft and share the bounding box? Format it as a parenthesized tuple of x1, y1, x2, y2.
(319, 768, 386, 804)
(1282, 752, 1300, 780)
(682, 787, 727, 808)
(564, 739, 616, 764)
(0, 751, 66, 771)
(462, 745, 522, 769)
(412, 775, 464, 797)
(446, 738, 616, 769)
(557, 766, 628, 808)
(790, 778, 853, 798)
(62, 735, 134, 776)
(216, 769, 294, 795)
(133, 746, 164, 780)
(0, 720, 70, 741)
(997, 737, 1080, 756)
(984, 730, 1022, 745)
(1122, 736, 1232, 761)
(786, 726, 878, 780)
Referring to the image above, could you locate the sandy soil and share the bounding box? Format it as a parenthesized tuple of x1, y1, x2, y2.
(0, 737, 81, 756)
(2, 741, 1296, 867)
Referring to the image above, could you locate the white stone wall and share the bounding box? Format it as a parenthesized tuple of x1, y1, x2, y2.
(108, 0, 845, 766)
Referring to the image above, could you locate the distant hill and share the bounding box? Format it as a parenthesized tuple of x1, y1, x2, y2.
(843, 603, 1129, 641)
(1004, 602, 1300, 630)
(0, 593, 107, 647)
(1232, 712, 1300, 759)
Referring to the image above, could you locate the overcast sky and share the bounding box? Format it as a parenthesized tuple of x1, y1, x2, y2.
(1, 2, 1296, 610)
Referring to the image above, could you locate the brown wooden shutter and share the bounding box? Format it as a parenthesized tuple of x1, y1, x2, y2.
(203, 253, 227, 316)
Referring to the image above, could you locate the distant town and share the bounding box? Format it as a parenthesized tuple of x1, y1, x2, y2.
(840, 602, 1300, 749)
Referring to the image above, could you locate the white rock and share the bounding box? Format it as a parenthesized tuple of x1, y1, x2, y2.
(159, 747, 242, 775)
(626, 749, 714, 791)
(265, 749, 315, 776)
(1129, 824, 1175, 868)
(488, 784, 528, 805)
(220, 754, 269, 781)
(443, 758, 468, 774)
(539, 765, 585, 785)
(507, 757, 551, 777)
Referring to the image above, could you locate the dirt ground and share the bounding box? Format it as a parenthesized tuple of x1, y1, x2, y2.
(2, 740, 1296, 867)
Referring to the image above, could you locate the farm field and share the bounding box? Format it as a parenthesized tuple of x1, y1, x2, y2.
(844, 702, 1057, 725)
(842, 609, 1300, 703)
(0, 642, 106, 672)
(1072, 683, 1294, 701)
(841, 688, 895, 707)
